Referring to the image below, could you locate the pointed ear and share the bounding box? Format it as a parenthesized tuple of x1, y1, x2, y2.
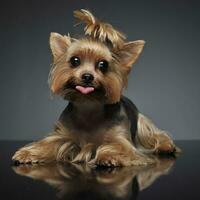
(49, 32, 71, 61)
(118, 40, 145, 67)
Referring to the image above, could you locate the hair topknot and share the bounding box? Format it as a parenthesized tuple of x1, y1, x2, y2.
(73, 9, 126, 48)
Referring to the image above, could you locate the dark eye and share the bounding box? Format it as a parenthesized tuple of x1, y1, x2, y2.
(97, 60, 109, 73)
(70, 56, 80, 67)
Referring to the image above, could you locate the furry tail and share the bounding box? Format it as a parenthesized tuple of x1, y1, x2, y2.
(136, 113, 177, 153)
(73, 9, 126, 48)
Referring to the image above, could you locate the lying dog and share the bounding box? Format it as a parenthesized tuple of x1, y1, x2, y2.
(12, 9, 180, 167)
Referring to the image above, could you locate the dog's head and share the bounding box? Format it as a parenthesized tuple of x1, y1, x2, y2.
(49, 9, 144, 104)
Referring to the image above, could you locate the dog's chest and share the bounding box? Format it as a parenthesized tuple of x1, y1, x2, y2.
(59, 102, 131, 145)
(70, 118, 130, 146)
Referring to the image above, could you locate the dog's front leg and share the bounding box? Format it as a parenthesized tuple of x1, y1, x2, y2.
(12, 133, 78, 164)
(90, 137, 154, 167)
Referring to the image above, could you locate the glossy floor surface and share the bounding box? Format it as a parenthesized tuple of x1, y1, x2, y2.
(0, 141, 199, 200)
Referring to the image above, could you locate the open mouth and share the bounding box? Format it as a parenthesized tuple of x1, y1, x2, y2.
(75, 85, 95, 94)
(64, 81, 101, 95)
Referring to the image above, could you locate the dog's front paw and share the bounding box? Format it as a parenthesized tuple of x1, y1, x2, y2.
(95, 155, 121, 167)
(12, 148, 42, 164)
(88, 153, 122, 167)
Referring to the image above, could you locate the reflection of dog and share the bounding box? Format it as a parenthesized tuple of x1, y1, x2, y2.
(13, 158, 175, 199)
(12, 9, 180, 167)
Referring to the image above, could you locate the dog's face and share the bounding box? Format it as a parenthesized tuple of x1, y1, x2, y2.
(49, 33, 144, 104)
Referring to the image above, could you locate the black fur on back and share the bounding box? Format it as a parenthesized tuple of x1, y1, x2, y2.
(120, 96, 139, 143)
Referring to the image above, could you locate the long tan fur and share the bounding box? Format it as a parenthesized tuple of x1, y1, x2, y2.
(74, 9, 126, 48)
(136, 114, 180, 154)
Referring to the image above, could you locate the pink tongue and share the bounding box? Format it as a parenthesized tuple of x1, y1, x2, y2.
(75, 85, 95, 94)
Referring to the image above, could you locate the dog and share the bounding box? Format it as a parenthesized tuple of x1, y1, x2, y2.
(12, 9, 180, 167)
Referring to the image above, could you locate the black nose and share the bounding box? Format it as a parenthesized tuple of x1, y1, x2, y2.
(81, 73, 94, 83)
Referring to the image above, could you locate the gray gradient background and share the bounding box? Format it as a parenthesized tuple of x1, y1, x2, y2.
(0, 0, 199, 140)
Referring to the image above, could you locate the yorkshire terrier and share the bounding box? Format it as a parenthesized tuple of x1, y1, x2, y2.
(12, 9, 180, 167)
